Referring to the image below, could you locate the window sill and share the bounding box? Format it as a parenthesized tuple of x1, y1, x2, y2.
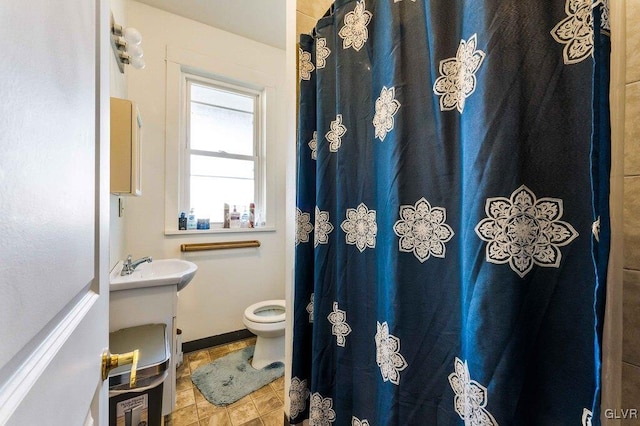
(164, 227, 276, 236)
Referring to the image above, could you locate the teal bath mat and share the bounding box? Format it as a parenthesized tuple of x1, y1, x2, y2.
(191, 345, 284, 406)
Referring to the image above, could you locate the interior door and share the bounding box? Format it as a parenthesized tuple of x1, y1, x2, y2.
(0, 0, 110, 425)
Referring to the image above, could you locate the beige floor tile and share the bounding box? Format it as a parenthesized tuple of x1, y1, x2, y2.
(201, 409, 233, 426)
(226, 338, 255, 352)
(239, 418, 263, 426)
(169, 405, 199, 426)
(260, 407, 284, 426)
(208, 345, 231, 361)
(250, 384, 276, 401)
(228, 401, 260, 426)
(177, 362, 191, 379)
(270, 377, 284, 392)
(187, 349, 211, 364)
(176, 388, 195, 409)
(252, 393, 282, 417)
(176, 375, 194, 392)
(228, 394, 253, 409)
(196, 400, 227, 419)
(190, 357, 212, 372)
(194, 386, 207, 404)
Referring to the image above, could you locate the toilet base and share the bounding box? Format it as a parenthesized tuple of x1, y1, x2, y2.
(251, 334, 285, 370)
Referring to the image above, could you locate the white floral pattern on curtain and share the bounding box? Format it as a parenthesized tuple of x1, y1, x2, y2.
(373, 86, 400, 141)
(433, 33, 486, 113)
(374, 321, 408, 385)
(308, 131, 317, 160)
(316, 38, 331, 68)
(296, 208, 314, 246)
(474, 185, 579, 277)
(289, 377, 310, 419)
(326, 114, 347, 152)
(306, 293, 314, 323)
(328, 302, 352, 347)
(550, 0, 595, 65)
(448, 357, 499, 426)
(314, 206, 334, 247)
(299, 48, 315, 81)
(393, 197, 454, 263)
(309, 393, 336, 426)
(338, 0, 372, 52)
(341, 203, 377, 252)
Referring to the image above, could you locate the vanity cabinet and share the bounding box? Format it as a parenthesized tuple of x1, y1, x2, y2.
(110, 97, 142, 196)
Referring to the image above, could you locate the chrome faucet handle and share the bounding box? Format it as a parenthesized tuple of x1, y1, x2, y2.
(125, 254, 132, 264)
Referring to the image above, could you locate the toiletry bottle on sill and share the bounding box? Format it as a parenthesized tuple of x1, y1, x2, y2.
(187, 208, 197, 230)
(178, 212, 187, 230)
(229, 205, 240, 228)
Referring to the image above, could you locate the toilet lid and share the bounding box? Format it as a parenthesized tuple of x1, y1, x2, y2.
(245, 300, 286, 323)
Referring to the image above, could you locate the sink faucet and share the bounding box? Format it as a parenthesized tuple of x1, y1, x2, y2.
(121, 255, 153, 276)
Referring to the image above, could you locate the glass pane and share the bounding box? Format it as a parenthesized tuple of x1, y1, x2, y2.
(189, 83, 255, 156)
(190, 176, 254, 223)
(189, 155, 255, 223)
(190, 155, 254, 179)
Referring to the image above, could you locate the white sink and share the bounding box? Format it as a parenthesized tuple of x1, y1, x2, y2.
(110, 258, 198, 292)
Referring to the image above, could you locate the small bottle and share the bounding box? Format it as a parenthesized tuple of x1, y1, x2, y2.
(223, 203, 230, 228)
(178, 212, 187, 230)
(240, 206, 249, 228)
(229, 205, 241, 228)
(249, 203, 255, 228)
(187, 208, 197, 230)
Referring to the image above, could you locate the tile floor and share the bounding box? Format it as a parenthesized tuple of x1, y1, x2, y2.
(166, 337, 285, 426)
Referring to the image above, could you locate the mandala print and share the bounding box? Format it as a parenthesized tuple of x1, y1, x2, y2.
(375, 321, 408, 386)
(289, 377, 310, 419)
(448, 357, 498, 426)
(316, 38, 331, 69)
(308, 131, 318, 160)
(599, 0, 610, 33)
(307, 293, 314, 323)
(296, 208, 314, 246)
(373, 86, 401, 142)
(299, 48, 315, 81)
(341, 203, 377, 252)
(474, 185, 578, 278)
(393, 197, 454, 263)
(309, 393, 336, 426)
(592, 216, 600, 242)
(328, 302, 352, 347)
(315, 206, 334, 247)
(352, 417, 371, 426)
(338, 0, 372, 52)
(394, 0, 416, 2)
(551, 0, 596, 65)
(433, 33, 486, 113)
(326, 114, 347, 152)
(582, 408, 593, 426)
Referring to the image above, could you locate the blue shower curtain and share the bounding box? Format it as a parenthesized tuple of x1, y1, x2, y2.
(292, 0, 611, 425)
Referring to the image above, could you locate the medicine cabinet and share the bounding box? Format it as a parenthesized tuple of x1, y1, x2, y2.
(111, 97, 142, 196)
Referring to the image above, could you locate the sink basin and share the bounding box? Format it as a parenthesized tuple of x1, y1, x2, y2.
(110, 259, 198, 292)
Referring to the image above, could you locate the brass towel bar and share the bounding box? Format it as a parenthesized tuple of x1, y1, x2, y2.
(180, 240, 261, 252)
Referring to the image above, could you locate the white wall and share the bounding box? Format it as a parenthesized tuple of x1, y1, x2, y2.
(125, 1, 287, 343)
(109, 0, 128, 269)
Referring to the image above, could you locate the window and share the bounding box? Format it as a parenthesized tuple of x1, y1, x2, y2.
(182, 75, 264, 225)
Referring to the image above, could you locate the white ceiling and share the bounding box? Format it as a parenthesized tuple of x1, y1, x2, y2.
(133, 0, 286, 50)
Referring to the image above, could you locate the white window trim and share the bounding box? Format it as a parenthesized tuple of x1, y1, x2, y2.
(165, 46, 278, 234)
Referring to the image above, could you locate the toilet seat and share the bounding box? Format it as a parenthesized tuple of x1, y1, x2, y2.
(244, 300, 285, 324)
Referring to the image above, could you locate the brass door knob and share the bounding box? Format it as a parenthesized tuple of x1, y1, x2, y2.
(101, 349, 140, 387)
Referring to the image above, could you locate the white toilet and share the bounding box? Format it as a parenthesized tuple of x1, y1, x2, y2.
(242, 299, 286, 369)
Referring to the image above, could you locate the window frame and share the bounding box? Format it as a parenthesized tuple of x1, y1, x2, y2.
(181, 74, 264, 224)
(164, 47, 277, 235)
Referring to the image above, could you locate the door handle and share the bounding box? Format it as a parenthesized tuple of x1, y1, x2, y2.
(101, 349, 140, 388)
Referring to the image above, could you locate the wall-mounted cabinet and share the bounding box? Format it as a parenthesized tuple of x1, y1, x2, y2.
(111, 97, 142, 196)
